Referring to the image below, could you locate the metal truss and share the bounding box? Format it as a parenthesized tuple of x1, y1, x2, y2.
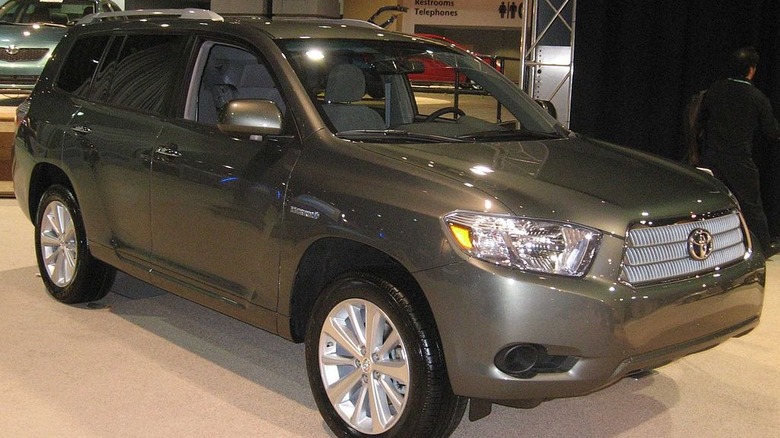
(520, 0, 577, 127)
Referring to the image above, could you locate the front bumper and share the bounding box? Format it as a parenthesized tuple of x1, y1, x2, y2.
(0, 75, 38, 94)
(415, 236, 765, 403)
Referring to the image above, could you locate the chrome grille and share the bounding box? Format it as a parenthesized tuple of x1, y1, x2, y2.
(620, 211, 747, 285)
(0, 48, 49, 62)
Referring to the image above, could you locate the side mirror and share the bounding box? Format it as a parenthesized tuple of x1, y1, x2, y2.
(217, 99, 282, 136)
(534, 99, 557, 119)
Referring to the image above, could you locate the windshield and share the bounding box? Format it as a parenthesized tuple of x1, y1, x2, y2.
(0, 0, 102, 25)
(277, 38, 563, 143)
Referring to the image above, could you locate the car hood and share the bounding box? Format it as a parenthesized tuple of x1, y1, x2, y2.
(0, 23, 67, 47)
(370, 135, 732, 237)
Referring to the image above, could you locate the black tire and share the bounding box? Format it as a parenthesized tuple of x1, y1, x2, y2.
(34, 184, 116, 304)
(305, 272, 466, 437)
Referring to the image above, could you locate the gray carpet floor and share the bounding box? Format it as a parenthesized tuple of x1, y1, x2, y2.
(1, 198, 778, 437)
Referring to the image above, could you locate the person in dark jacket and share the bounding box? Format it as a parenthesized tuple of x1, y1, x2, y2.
(701, 46, 780, 257)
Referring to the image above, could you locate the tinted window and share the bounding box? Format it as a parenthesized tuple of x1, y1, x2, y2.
(56, 35, 110, 94)
(88, 35, 125, 100)
(89, 34, 186, 114)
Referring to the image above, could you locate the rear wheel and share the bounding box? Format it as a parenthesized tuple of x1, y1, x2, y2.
(305, 272, 466, 437)
(35, 185, 116, 304)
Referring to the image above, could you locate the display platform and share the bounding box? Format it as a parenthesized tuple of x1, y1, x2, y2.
(0, 101, 18, 197)
(0, 181, 12, 198)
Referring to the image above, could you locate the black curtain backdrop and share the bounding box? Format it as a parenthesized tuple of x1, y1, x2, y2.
(570, 0, 780, 235)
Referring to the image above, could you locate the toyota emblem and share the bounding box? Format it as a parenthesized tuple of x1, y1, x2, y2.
(687, 228, 714, 260)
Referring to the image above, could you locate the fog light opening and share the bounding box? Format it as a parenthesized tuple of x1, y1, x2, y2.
(495, 344, 577, 378)
(495, 344, 544, 378)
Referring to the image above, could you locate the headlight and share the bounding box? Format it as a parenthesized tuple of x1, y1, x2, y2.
(444, 211, 602, 277)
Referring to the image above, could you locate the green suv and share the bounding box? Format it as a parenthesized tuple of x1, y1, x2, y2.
(12, 9, 765, 437)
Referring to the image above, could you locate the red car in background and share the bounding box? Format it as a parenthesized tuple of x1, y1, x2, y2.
(367, 7, 499, 87)
(408, 33, 496, 87)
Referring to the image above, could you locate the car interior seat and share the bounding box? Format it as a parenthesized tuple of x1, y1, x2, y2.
(322, 64, 385, 132)
(237, 63, 286, 114)
(199, 56, 242, 124)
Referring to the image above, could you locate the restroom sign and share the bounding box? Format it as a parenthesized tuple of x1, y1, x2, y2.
(413, 0, 458, 18)
(402, 0, 524, 31)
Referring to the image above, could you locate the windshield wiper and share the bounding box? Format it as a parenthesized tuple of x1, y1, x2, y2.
(32, 22, 67, 28)
(457, 129, 564, 141)
(336, 129, 465, 143)
(0, 21, 66, 27)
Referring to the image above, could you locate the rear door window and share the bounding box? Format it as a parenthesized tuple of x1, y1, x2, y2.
(57, 33, 188, 116)
(88, 34, 187, 115)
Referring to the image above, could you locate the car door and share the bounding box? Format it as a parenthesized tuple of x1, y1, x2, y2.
(150, 41, 299, 311)
(58, 33, 186, 268)
(64, 100, 160, 265)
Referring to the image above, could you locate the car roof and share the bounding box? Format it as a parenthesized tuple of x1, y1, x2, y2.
(226, 16, 400, 40)
(74, 11, 420, 44)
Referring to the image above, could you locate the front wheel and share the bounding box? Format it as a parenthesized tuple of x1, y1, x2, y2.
(305, 272, 466, 437)
(35, 184, 116, 304)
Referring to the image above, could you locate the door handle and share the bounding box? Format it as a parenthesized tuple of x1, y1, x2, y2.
(155, 144, 182, 158)
(71, 125, 92, 134)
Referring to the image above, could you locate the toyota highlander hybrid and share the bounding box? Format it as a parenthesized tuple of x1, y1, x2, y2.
(12, 9, 765, 437)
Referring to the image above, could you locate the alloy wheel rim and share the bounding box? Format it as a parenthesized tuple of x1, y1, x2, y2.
(319, 298, 410, 434)
(39, 200, 78, 287)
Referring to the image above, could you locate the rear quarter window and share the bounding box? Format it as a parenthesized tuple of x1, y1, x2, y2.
(55, 35, 111, 94)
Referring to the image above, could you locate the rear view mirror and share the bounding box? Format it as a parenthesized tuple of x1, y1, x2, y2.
(50, 13, 69, 25)
(218, 99, 282, 136)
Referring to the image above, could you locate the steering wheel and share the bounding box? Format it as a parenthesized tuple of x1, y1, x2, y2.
(424, 107, 465, 122)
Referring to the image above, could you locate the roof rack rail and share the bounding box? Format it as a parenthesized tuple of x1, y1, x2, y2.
(270, 16, 383, 29)
(78, 8, 224, 25)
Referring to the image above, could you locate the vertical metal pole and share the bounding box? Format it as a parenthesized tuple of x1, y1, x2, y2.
(454, 72, 460, 113)
(567, 3, 576, 126)
(520, 0, 576, 127)
(519, 0, 529, 90)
